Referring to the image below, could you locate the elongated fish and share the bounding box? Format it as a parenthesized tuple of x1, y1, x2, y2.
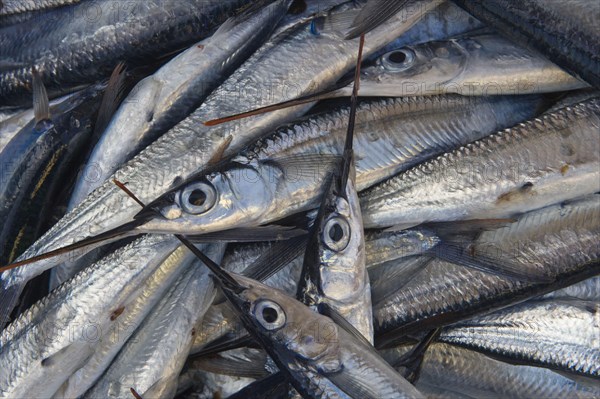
(84, 249, 219, 399)
(542, 276, 600, 301)
(361, 96, 600, 229)
(0, 0, 80, 15)
(0, 234, 181, 398)
(0, 0, 250, 105)
(355, 34, 589, 97)
(440, 299, 600, 378)
(218, 272, 425, 398)
(68, 0, 291, 209)
(52, 0, 292, 288)
(53, 242, 200, 398)
(452, 0, 600, 88)
(373, 194, 600, 348)
(0, 0, 444, 326)
(382, 343, 600, 398)
(0, 77, 109, 266)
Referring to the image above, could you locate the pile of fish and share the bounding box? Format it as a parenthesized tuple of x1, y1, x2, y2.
(0, 0, 598, 398)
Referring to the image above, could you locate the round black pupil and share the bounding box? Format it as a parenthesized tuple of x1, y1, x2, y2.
(262, 306, 278, 323)
(189, 189, 206, 206)
(388, 51, 407, 64)
(328, 223, 344, 242)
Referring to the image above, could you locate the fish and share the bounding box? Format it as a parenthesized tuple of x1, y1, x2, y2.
(382, 343, 600, 398)
(355, 34, 589, 97)
(0, 0, 252, 106)
(0, 0, 80, 15)
(296, 34, 373, 343)
(0, 92, 79, 155)
(373, 193, 600, 348)
(68, 0, 292, 209)
(452, 0, 600, 88)
(0, 0, 444, 326)
(360, 96, 600, 229)
(0, 73, 112, 266)
(52, 0, 292, 288)
(0, 234, 181, 398)
(84, 248, 219, 399)
(53, 241, 201, 399)
(213, 270, 425, 398)
(439, 299, 600, 378)
(541, 276, 600, 301)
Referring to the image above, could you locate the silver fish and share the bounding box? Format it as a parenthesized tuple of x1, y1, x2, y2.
(361, 96, 600, 229)
(373, 193, 600, 348)
(222, 273, 425, 399)
(0, 0, 249, 105)
(0, 234, 180, 398)
(382, 343, 600, 398)
(132, 94, 545, 235)
(52, 0, 292, 288)
(1, 0, 443, 325)
(542, 276, 600, 301)
(84, 252, 218, 399)
(53, 242, 199, 399)
(0, 0, 80, 16)
(440, 299, 600, 378)
(355, 34, 589, 97)
(68, 0, 292, 209)
(452, 0, 600, 87)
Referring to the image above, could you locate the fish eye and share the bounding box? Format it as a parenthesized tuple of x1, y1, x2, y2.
(254, 300, 286, 331)
(179, 181, 217, 214)
(382, 48, 415, 71)
(322, 216, 351, 252)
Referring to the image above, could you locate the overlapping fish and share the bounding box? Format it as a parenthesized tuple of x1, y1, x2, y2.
(0, 0, 598, 398)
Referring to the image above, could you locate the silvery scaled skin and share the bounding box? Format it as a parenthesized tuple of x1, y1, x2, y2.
(67, 0, 292, 209)
(440, 299, 600, 378)
(361, 97, 600, 229)
(1, 0, 444, 325)
(382, 343, 600, 398)
(85, 250, 219, 399)
(53, 0, 292, 288)
(355, 34, 589, 97)
(452, 0, 600, 87)
(0, 234, 180, 399)
(373, 194, 600, 346)
(0, 0, 248, 105)
(542, 276, 600, 301)
(137, 94, 544, 235)
(53, 242, 199, 398)
(223, 274, 425, 399)
(0, 0, 80, 15)
(299, 166, 373, 342)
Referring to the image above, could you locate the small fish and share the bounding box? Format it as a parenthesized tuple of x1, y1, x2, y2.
(360, 96, 600, 229)
(214, 271, 425, 398)
(373, 194, 600, 348)
(84, 248, 219, 399)
(0, 234, 181, 398)
(0, 1, 442, 327)
(0, 0, 251, 105)
(382, 343, 600, 398)
(453, 0, 600, 87)
(440, 299, 600, 378)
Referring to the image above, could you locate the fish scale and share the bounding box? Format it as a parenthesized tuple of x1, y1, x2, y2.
(361, 97, 600, 229)
(0, 2, 444, 328)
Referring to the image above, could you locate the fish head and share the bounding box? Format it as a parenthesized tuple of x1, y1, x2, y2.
(359, 39, 467, 96)
(134, 161, 279, 234)
(315, 176, 366, 303)
(225, 274, 342, 370)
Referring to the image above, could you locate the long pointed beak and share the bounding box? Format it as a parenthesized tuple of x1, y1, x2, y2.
(0, 218, 149, 272)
